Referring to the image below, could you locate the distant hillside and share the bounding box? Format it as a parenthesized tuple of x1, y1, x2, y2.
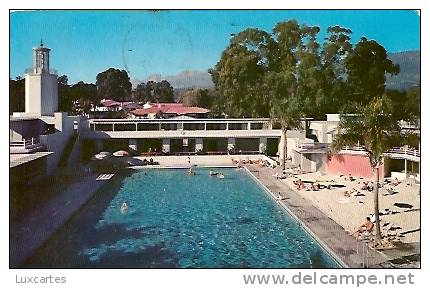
(135, 70, 214, 89)
(386, 51, 420, 90)
(130, 51, 419, 92)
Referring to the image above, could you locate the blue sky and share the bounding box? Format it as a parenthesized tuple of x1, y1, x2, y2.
(10, 10, 420, 84)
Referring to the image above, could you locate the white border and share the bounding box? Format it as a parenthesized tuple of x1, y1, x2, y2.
(2, 1, 427, 288)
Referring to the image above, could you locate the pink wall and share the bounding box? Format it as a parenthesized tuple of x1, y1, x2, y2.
(326, 153, 384, 179)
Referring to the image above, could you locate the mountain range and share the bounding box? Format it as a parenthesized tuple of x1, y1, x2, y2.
(131, 70, 214, 90)
(386, 51, 420, 90)
(131, 50, 420, 91)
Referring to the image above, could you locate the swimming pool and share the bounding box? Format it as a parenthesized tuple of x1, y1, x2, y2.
(24, 167, 340, 268)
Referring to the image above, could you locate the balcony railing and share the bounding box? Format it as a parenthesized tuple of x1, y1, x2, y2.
(10, 137, 41, 148)
(296, 143, 328, 150)
(341, 145, 367, 152)
(386, 147, 420, 158)
(87, 118, 277, 132)
(25, 68, 58, 75)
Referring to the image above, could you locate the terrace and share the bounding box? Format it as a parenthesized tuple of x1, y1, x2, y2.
(81, 118, 283, 139)
(10, 137, 45, 154)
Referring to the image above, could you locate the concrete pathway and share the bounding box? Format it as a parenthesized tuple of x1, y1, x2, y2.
(10, 171, 108, 267)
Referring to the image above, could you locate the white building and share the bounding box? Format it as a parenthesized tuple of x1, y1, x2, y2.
(24, 41, 58, 116)
(10, 43, 81, 192)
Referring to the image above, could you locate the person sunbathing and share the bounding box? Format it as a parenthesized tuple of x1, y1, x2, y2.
(392, 177, 400, 186)
(350, 217, 374, 238)
(273, 172, 287, 179)
(296, 179, 305, 190)
(276, 191, 283, 201)
(311, 183, 320, 191)
(258, 159, 265, 167)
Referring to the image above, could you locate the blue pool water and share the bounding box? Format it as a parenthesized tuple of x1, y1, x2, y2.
(24, 168, 339, 268)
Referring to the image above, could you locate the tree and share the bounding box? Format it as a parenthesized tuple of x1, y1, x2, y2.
(210, 28, 275, 117)
(133, 82, 152, 103)
(295, 24, 324, 118)
(154, 80, 174, 103)
(345, 37, 400, 110)
(405, 86, 420, 123)
(331, 96, 414, 242)
(319, 26, 353, 117)
(178, 88, 215, 108)
(71, 81, 97, 114)
(267, 20, 308, 167)
(96, 68, 132, 102)
(270, 94, 303, 170)
(57, 75, 68, 86)
(58, 75, 73, 112)
(331, 38, 404, 243)
(132, 80, 174, 103)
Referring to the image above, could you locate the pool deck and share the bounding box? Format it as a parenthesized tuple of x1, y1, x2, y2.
(10, 168, 109, 268)
(245, 164, 420, 268)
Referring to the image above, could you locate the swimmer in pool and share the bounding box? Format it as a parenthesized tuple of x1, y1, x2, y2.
(120, 202, 128, 214)
(188, 167, 194, 175)
(217, 173, 225, 179)
(209, 170, 218, 176)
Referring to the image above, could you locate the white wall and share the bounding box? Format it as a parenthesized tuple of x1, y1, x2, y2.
(25, 74, 41, 115)
(326, 114, 341, 122)
(25, 73, 58, 116)
(40, 113, 74, 174)
(41, 74, 58, 115)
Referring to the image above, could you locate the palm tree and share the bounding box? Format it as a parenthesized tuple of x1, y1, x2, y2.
(270, 96, 303, 170)
(330, 96, 409, 241)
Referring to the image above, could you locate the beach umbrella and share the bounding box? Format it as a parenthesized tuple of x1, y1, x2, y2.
(113, 150, 129, 157)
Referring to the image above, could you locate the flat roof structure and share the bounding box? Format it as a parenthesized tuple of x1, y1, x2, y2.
(10, 152, 53, 168)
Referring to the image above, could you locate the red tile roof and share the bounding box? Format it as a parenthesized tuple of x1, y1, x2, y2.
(130, 106, 162, 116)
(164, 106, 210, 115)
(101, 99, 136, 108)
(101, 99, 120, 107)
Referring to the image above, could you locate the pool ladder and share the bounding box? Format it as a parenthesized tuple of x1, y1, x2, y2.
(356, 233, 376, 268)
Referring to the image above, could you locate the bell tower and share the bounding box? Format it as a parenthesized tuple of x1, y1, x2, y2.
(25, 41, 58, 116)
(33, 40, 51, 74)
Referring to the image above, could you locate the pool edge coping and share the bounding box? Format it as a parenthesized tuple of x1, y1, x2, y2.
(243, 166, 348, 268)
